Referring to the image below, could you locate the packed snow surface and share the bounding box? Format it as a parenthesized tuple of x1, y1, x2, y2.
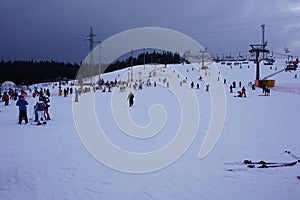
(0, 60, 300, 200)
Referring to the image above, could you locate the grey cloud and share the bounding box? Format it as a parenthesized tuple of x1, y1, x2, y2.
(0, 0, 299, 62)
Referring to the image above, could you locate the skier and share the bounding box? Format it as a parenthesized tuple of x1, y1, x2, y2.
(20, 90, 27, 99)
(127, 91, 134, 107)
(261, 83, 266, 94)
(42, 95, 51, 120)
(64, 88, 68, 97)
(33, 103, 38, 122)
(191, 81, 194, 89)
(265, 87, 270, 96)
(36, 97, 47, 125)
(75, 89, 79, 102)
(237, 91, 243, 97)
(232, 81, 236, 88)
(46, 89, 51, 97)
(2, 92, 9, 106)
(241, 86, 246, 97)
(229, 85, 233, 93)
(206, 84, 209, 92)
(16, 95, 28, 124)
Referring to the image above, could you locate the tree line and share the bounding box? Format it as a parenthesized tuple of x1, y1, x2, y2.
(0, 50, 182, 85)
(0, 60, 80, 85)
(104, 50, 181, 73)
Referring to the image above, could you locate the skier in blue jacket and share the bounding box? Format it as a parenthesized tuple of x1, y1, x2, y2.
(16, 95, 29, 124)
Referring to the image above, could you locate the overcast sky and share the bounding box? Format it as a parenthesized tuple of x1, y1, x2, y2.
(1, 0, 300, 63)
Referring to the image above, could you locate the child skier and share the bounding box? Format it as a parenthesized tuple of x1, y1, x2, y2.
(16, 95, 29, 124)
(35, 97, 47, 125)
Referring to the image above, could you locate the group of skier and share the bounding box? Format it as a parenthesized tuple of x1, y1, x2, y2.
(1, 89, 22, 106)
(228, 81, 247, 97)
(13, 89, 51, 125)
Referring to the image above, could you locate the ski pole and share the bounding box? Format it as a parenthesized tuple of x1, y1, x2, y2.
(285, 150, 300, 161)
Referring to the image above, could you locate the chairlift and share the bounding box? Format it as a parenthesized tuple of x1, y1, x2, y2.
(284, 56, 298, 72)
(261, 56, 298, 80)
(264, 57, 275, 65)
(285, 64, 298, 71)
(264, 51, 275, 65)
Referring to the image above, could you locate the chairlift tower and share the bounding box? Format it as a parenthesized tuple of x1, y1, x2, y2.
(249, 44, 269, 82)
(261, 24, 266, 59)
(200, 48, 206, 68)
(199, 48, 210, 69)
(249, 24, 270, 85)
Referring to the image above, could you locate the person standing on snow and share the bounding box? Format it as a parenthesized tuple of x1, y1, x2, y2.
(42, 95, 51, 120)
(229, 84, 233, 93)
(2, 92, 9, 106)
(241, 86, 246, 97)
(191, 81, 194, 89)
(16, 95, 28, 124)
(46, 89, 51, 97)
(36, 97, 47, 125)
(127, 91, 134, 107)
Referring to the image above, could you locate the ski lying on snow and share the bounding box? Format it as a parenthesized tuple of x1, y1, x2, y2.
(226, 159, 293, 166)
(254, 161, 297, 168)
(227, 161, 298, 171)
(243, 159, 292, 165)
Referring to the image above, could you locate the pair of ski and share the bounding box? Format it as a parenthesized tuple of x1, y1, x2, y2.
(244, 160, 298, 169)
(227, 150, 300, 172)
(227, 160, 297, 171)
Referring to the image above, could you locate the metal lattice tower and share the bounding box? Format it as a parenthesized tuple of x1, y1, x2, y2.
(86, 27, 96, 66)
(249, 24, 270, 82)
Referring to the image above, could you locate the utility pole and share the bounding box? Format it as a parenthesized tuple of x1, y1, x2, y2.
(85, 26, 96, 82)
(131, 50, 133, 82)
(86, 26, 96, 55)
